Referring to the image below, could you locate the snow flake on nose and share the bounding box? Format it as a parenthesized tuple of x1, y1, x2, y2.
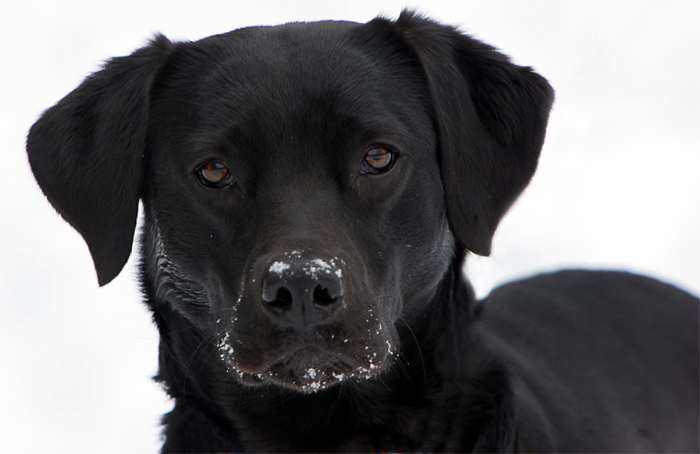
(306, 258, 333, 278)
(304, 368, 317, 380)
(305, 257, 345, 280)
(269, 254, 345, 280)
(269, 261, 291, 275)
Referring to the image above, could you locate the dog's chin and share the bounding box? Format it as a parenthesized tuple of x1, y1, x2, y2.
(235, 348, 387, 393)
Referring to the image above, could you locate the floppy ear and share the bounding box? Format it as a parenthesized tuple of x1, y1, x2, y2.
(27, 35, 172, 286)
(392, 12, 554, 256)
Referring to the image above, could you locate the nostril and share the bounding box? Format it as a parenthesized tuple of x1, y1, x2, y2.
(260, 256, 346, 327)
(264, 286, 293, 312)
(313, 285, 339, 307)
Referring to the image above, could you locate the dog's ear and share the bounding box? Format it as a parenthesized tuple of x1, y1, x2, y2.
(27, 35, 172, 286)
(391, 12, 554, 256)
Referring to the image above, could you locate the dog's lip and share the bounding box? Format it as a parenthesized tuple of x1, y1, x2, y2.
(267, 350, 356, 392)
(236, 346, 385, 393)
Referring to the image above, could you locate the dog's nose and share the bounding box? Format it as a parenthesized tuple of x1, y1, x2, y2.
(261, 256, 345, 328)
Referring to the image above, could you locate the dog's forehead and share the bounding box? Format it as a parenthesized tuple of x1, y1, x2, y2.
(205, 23, 419, 121)
(152, 20, 432, 161)
(202, 24, 382, 117)
(198, 20, 367, 79)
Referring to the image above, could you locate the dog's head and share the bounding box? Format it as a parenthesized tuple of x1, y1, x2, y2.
(27, 12, 552, 393)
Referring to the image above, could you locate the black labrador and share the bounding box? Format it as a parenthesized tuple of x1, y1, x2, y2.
(27, 11, 699, 453)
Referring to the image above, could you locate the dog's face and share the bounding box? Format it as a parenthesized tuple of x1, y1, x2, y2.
(144, 22, 454, 391)
(27, 13, 553, 396)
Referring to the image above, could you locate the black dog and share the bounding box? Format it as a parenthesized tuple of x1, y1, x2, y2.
(27, 11, 698, 453)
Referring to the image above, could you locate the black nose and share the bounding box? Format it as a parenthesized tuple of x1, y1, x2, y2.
(261, 256, 345, 329)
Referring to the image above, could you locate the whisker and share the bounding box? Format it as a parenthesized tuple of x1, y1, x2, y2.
(397, 316, 426, 385)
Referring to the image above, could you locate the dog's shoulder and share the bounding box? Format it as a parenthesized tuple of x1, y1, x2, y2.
(477, 269, 698, 358)
(491, 269, 695, 311)
(474, 270, 699, 452)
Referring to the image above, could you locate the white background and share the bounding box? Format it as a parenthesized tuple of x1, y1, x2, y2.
(1, 1, 698, 452)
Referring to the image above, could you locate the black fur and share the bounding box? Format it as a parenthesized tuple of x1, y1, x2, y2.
(27, 11, 699, 453)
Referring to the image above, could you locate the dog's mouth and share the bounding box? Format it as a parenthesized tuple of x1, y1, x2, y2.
(231, 347, 388, 393)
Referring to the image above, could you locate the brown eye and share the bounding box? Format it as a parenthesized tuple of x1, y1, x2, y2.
(361, 146, 395, 174)
(197, 161, 233, 187)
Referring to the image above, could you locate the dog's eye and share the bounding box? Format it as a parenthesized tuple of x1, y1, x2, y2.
(361, 146, 395, 174)
(197, 161, 234, 187)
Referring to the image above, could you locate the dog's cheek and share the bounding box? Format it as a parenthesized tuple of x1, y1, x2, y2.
(144, 221, 212, 321)
(401, 217, 455, 307)
(390, 180, 455, 309)
(145, 174, 256, 312)
(339, 284, 400, 372)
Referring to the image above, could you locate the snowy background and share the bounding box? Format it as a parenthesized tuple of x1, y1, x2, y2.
(1, 0, 698, 452)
